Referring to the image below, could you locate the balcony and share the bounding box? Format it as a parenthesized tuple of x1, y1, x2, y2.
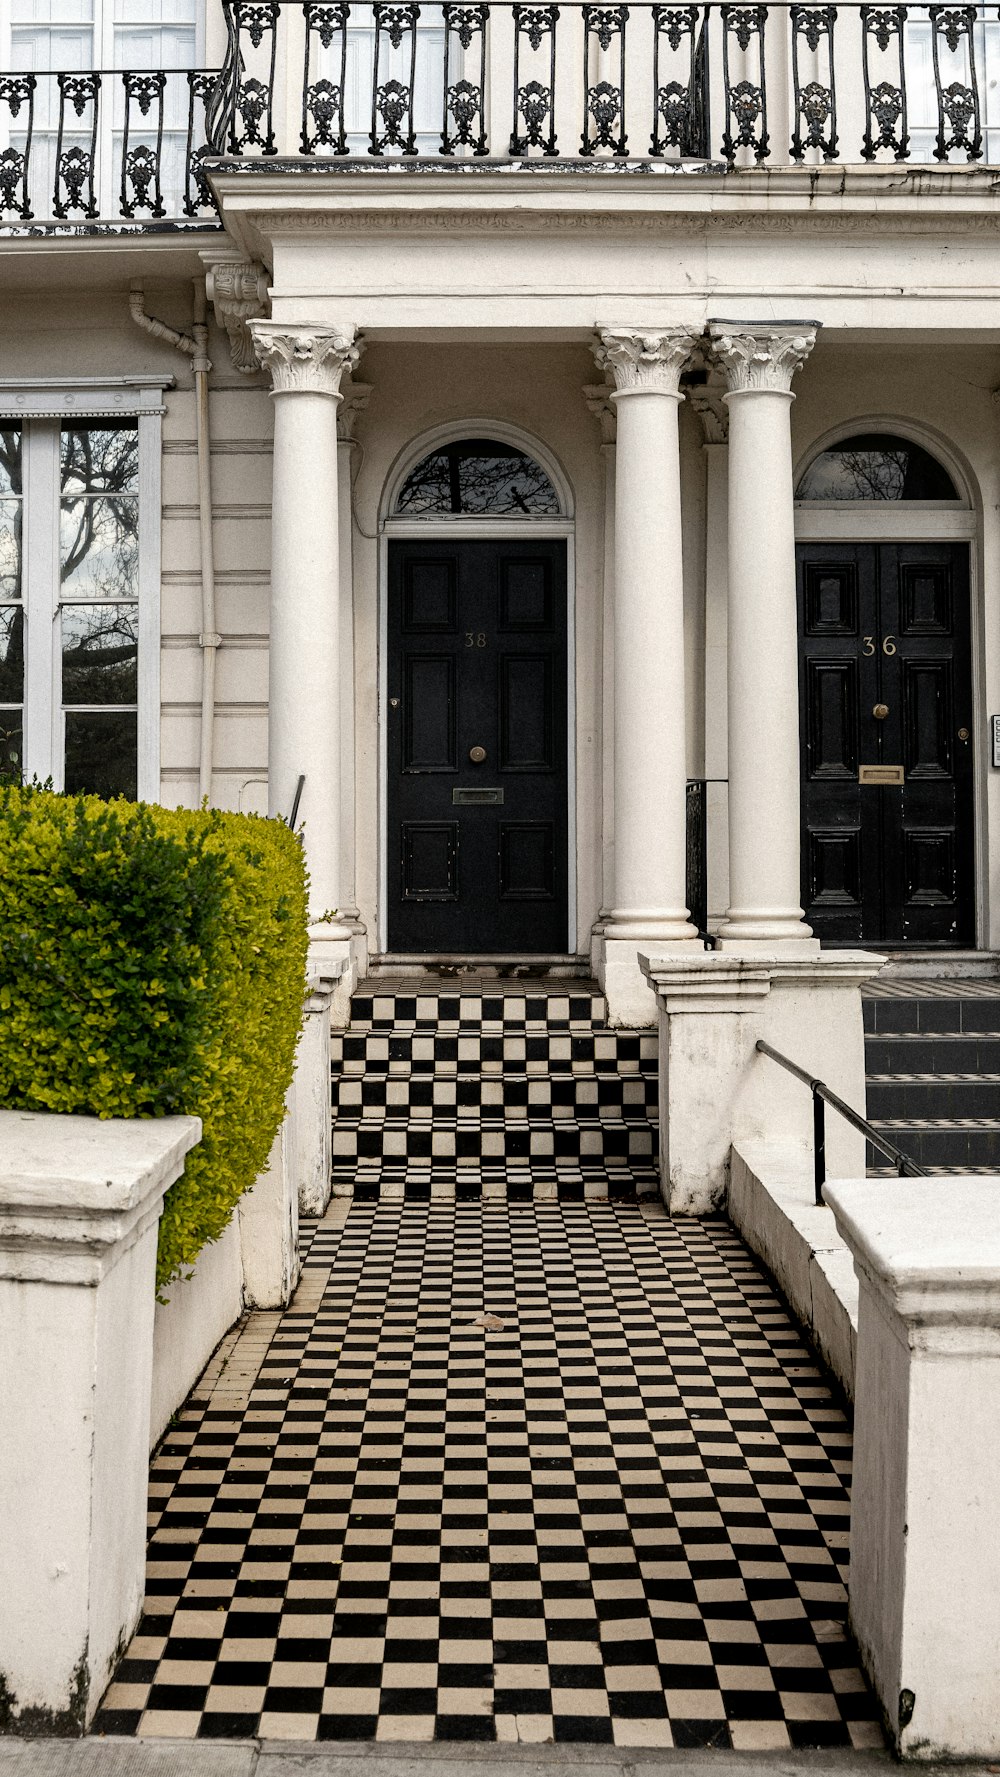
(3, 2, 1000, 229)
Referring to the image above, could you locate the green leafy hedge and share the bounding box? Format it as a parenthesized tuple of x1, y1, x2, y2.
(0, 785, 309, 1289)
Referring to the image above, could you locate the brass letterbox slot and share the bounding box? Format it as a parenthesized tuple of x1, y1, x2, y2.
(452, 787, 504, 805)
(859, 765, 904, 786)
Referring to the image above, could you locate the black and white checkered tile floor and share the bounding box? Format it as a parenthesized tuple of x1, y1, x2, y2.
(94, 1202, 883, 1750)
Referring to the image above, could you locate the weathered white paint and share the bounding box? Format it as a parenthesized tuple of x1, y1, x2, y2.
(238, 1123, 299, 1310)
(149, 1215, 245, 1448)
(728, 1140, 858, 1397)
(290, 952, 348, 1217)
(640, 949, 882, 1212)
(826, 1177, 1000, 1760)
(0, 1109, 200, 1732)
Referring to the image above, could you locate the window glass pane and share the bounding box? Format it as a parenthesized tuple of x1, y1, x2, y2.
(796, 433, 959, 501)
(62, 603, 138, 704)
(61, 425, 139, 496)
(0, 505, 22, 600)
(0, 610, 25, 703)
(0, 716, 23, 784)
(65, 711, 137, 800)
(60, 497, 138, 598)
(458, 445, 560, 515)
(395, 438, 560, 516)
(0, 431, 22, 499)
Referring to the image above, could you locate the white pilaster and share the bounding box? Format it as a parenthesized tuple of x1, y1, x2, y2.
(336, 379, 372, 1007)
(0, 1111, 201, 1731)
(582, 383, 617, 940)
(592, 328, 700, 1025)
(708, 321, 819, 949)
(690, 383, 731, 930)
(249, 322, 362, 946)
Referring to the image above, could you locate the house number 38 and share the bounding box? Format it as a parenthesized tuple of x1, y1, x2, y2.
(465, 632, 487, 648)
(863, 635, 897, 656)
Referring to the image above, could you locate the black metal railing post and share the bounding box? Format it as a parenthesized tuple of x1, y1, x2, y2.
(812, 1084, 825, 1204)
(757, 1038, 925, 1196)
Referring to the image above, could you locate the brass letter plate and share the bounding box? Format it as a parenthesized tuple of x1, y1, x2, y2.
(859, 764, 904, 785)
(453, 787, 504, 805)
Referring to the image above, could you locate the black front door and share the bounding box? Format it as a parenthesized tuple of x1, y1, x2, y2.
(387, 538, 568, 953)
(797, 541, 974, 946)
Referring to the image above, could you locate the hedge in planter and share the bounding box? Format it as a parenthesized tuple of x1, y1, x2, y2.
(0, 785, 309, 1289)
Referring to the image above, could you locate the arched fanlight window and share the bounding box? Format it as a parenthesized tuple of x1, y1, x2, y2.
(796, 433, 959, 502)
(394, 437, 561, 516)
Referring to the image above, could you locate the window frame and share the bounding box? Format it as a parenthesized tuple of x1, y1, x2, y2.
(0, 377, 170, 801)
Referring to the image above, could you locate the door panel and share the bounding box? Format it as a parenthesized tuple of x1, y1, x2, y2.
(798, 541, 973, 946)
(388, 538, 568, 953)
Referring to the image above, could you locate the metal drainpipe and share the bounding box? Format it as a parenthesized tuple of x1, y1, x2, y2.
(129, 279, 219, 805)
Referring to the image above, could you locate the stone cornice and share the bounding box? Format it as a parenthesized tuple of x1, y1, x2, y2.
(239, 205, 1000, 238)
(249, 323, 363, 396)
(707, 321, 819, 395)
(593, 328, 699, 397)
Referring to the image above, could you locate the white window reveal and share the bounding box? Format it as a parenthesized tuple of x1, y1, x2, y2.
(0, 379, 168, 801)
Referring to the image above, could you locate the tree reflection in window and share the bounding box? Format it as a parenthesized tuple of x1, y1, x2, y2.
(59, 423, 140, 800)
(395, 438, 560, 516)
(60, 424, 139, 598)
(796, 433, 959, 502)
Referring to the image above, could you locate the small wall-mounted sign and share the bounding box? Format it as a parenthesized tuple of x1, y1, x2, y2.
(859, 764, 905, 786)
(992, 715, 1000, 768)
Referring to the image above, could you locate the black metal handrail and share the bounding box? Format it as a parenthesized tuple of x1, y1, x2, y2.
(756, 1037, 925, 1205)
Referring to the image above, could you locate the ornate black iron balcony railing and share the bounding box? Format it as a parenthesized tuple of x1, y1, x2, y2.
(3, 3, 1000, 226)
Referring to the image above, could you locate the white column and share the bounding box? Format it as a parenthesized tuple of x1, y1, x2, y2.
(708, 321, 819, 948)
(592, 328, 700, 1025)
(0, 1110, 201, 1731)
(249, 322, 361, 943)
(825, 1177, 1000, 1759)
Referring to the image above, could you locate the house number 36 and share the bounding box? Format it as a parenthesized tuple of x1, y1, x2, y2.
(863, 635, 897, 656)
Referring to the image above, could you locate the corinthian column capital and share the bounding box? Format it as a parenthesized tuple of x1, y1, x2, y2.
(593, 328, 698, 398)
(707, 321, 820, 395)
(249, 323, 363, 397)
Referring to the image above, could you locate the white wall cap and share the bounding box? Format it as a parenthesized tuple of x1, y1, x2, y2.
(825, 1178, 1000, 1335)
(639, 951, 772, 1014)
(0, 1111, 201, 1285)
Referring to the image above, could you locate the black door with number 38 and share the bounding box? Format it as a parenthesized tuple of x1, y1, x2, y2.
(797, 541, 974, 946)
(387, 538, 568, 953)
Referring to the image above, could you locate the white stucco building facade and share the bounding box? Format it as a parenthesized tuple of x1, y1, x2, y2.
(2, 1, 999, 1030)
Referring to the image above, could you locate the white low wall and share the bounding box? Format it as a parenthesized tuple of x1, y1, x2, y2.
(728, 1139, 858, 1397)
(149, 1216, 245, 1447)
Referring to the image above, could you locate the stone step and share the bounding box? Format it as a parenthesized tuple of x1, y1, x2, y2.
(331, 1072, 658, 1118)
(331, 1113, 658, 1166)
(867, 1073, 1000, 1121)
(346, 987, 608, 1033)
(864, 1031, 1000, 1074)
(333, 1165, 660, 1202)
(863, 992, 1000, 1037)
(868, 1118, 1000, 1170)
(331, 1029, 657, 1073)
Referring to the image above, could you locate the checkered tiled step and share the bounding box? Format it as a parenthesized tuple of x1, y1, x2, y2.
(333, 1164, 660, 1203)
(864, 980, 1000, 1175)
(348, 989, 607, 1032)
(331, 981, 659, 1201)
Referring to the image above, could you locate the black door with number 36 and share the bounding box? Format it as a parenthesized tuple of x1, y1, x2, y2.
(797, 541, 974, 946)
(387, 538, 568, 953)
